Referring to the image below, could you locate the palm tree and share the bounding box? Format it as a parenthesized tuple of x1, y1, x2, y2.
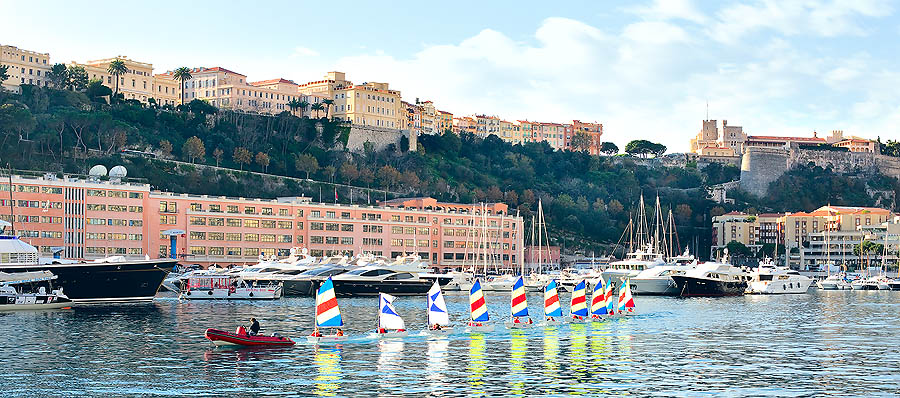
(298, 100, 309, 118)
(172, 67, 192, 107)
(287, 99, 301, 116)
(322, 99, 334, 119)
(107, 59, 127, 100)
(310, 102, 324, 119)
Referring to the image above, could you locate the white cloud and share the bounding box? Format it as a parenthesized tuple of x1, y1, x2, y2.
(628, 0, 708, 23)
(622, 22, 690, 44)
(292, 46, 319, 57)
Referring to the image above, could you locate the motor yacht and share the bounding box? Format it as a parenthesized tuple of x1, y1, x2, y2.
(329, 266, 432, 296)
(601, 243, 666, 283)
(280, 265, 351, 296)
(0, 270, 71, 310)
(850, 275, 891, 290)
(628, 249, 698, 296)
(746, 263, 813, 294)
(670, 261, 751, 297)
(818, 273, 852, 290)
(179, 274, 282, 300)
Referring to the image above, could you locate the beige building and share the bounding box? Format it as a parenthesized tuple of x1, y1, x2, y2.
(437, 110, 453, 134)
(156, 67, 306, 114)
(690, 119, 746, 156)
(299, 71, 403, 128)
(475, 115, 501, 137)
(77, 56, 179, 106)
(452, 116, 476, 135)
(0, 44, 52, 92)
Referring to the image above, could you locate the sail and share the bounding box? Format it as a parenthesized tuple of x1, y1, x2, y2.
(379, 293, 406, 330)
(590, 277, 608, 316)
(570, 280, 588, 317)
(618, 279, 635, 313)
(511, 276, 529, 317)
(427, 282, 450, 326)
(544, 280, 563, 317)
(469, 279, 490, 322)
(315, 277, 343, 327)
(604, 277, 615, 315)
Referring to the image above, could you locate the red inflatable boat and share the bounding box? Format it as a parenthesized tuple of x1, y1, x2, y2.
(205, 326, 296, 347)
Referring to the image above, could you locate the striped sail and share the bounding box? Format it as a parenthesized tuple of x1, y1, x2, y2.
(427, 282, 450, 326)
(618, 279, 635, 313)
(604, 277, 615, 315)
(315, 277, 343, 327)
(379, 293, 405, 330)
(591, 277, 608, 316)
(511, 276, 529, 317)
(469, 279, 489, 322)
(544, 280, 563, 317)
(570, 280, 588, 317)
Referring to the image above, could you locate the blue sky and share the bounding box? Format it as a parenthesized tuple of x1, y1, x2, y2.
(3, 0, 899, 151)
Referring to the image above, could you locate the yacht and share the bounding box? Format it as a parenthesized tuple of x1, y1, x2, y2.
(629, 249, 698, 296)
(670, 261, 750, 297)
(0, 220, 174, 303)
(850, 275, 891, 290)
(746, 263, 813, 294)
(601, 243, 666, 283)
(280, 265, 350, 296)
(1, 270, 71, 310)
(179, 274, 282, 300)
(329, 266, 432, 296)
(818, 273, 852, 290)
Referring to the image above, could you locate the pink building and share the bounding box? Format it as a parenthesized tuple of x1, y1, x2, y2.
(1, 174, 524, 271)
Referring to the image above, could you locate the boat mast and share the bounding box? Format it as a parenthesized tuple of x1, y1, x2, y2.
(6, 165, 15, 236)
(654, 194, 663, 255)
(537, 200, 543, 275)
(529, 214, 536, 275)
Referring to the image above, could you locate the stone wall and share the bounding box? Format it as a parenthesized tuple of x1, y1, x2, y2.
(739, 147, 790, 197)
(345, 124, 417, 153)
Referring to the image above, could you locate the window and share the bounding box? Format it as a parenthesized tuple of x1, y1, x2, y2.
(227, 218, 242, 227)
(310, 236, 324, 244)
(326, 211, 336, 218)
(325, 236, 339, 245)
(325, 223, 339, 231)
(260, 220, 276, 229)
(310, 210, 320, 218)
(190, 203, 203, 211)
(391, 239, 403, 246)
(209, 204, 221, 213)
(227, 205, 239, 214)
(340, 237, 353, 245)
(278, 235, 292, 243)
(87, 189, 106, 197)
(244, 207, 257, 215)
(260, 234, 276, 242)
(189, 231, 206, 240)
(341, 212, 351, 219)
(87, 218, 107, 225)
(160, 201, 176, 213)
(244, 219, 259, 228)
(277, 221, 292, 229)
(87, 204, 106, 211)
(208, 247, 224, 256)
(391, 215, 400, 222)
(189, 216, 206, 226)
(209, 218, 224, 226)
(244, 233, 259, 242)
(208, 232, 224, 241)
(279, 209, 289, 216)
(311, 222, 324, 231)
(225, 233, 242, 241)
(341, 224, 354, 232)
(160, 215, 177, 225)
(226, 247, 242, 256)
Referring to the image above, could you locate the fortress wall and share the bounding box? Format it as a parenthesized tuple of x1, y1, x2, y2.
(346, 125, 416, 153)
(739, 148, 790, 197)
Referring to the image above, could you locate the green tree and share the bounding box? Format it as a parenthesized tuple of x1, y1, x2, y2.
(172, 67, 192, 107)
(182, 136, 206, 164)
(106, 59, 127, 99)
(599, 142, 619, 155)
(233, 147, 252, 171)
(726, 240, 752, 258)
(339, 162, 359, 185)
(85, 79, 112, 102)
(322, 165, 337, 183)
(310, 102, 324, 118)
(0, 103, 36, 143)
(287, 99, 302, 116)
(159, 139, 173, 157)
(65, 65, 89, 91)
(255, 151, 270, 172)
(212, 148, 224, 167)
(570, 131, 592, 152)
(624, 139, 666, 158)
(46, 63, 68, 89)
(0, 65, 8, 88)
(297, 100, 310, 118)
(322, 99, 334, 119)
(295, 154, 319, 179)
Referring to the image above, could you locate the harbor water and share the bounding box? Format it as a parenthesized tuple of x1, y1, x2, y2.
(2, 290, 900, 397)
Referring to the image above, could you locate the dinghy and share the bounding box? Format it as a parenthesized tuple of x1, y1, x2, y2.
(375, 293, 408, 338)
(205, 326, 295, 347)
(604, 277, 618, 317)
(569, 280, 588, 322)
(541, 280, 564, 325)
(425, 282, 454, 334)
(307, 277, 348, 343)
(505, 276, 534, 328)
(589, 277, 609, 321)
(466, 279, 494, 332)
(617, 278, 635, 315)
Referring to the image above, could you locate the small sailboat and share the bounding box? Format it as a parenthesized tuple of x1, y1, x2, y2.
(604, 277, 617, 317)
(542, 280, 564, 325)
(466, 279, 494, 332)
(590, 277, 609, 320)
(376, 293, 408, 338)
(426, 282, 453, 334)
(617, 278, 635, 315)
(505, 276, 533, 328)
(307, 277, 348, 343)
(569, 280, 588, 322)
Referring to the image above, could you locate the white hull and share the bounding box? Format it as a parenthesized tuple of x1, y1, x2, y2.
(465, 324, 495, 333)
(306, 335, 348, 343)
(180, 286, 282, 300)
(0, 301, 70, 311)
(376, 331, 408, 338)
(504, 322, 534, 329)
(747, 279, 812, 294)
(629, 277, 678, 295)
(425, 327, 454, 335)
(540, 319, 565, 326)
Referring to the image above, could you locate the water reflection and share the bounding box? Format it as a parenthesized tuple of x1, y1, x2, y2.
(313, 346, 342, 397)
(426, 338, 449, 394)
(569, 322, 590, 392)
(508, 330, 528, 395)
(543, 326, 560, 392)
(467, 333, 487, 396)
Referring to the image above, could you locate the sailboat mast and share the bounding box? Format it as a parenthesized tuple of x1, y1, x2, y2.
(537, 200, 543, 275)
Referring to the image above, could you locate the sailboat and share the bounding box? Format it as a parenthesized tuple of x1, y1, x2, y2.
(570, 280, 588, 322)
(542, 279, 564, 325)
(617, 278, 635, 314)
(375, 293, 408, 338)
(590, 277, 609, 320)
(466, 279, 494, 332)
(307, 277, 348, 343)
(604, 277, 617, 317)
(426, 282, 453, 334)
(505, 276, 533, 328)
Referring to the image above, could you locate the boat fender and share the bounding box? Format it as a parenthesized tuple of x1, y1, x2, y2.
(249, 292, 254, 297)
(208, 291, 213, 295)
(186, 291, 191, 296)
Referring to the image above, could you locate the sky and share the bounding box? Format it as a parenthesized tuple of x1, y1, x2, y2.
(3, 0, 900, 151)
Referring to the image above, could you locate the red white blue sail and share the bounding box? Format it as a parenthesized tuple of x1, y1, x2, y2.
(469, 278, 489, 322)
(570, 280, 588, 317)
(427, 282, 450, 326)
(315, 277, 343, 327)
(618, 279, 635, 313)
(591, 277, 608, 316)
(379, 293, 405, 330)
(604, 277, 615, 315)
(544, 280, 563, 317)
(511, 276, 529, 317)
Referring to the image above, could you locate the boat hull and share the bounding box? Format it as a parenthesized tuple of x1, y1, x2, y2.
(0, 259, 174, 303)
(375, 331, 409, 338)
(329, 280, 431, 297)
(204, 328, 295, 347)
(283, 279, 317, 296)
(747, 279, 812, 294)
(306, 335, 348, 343)
(181, 286, 282, 300)
(504, 322, 534, 329)
(671, 275, 747, 297)
(465, 324, 495, 333)
(629, 277, 679, 296)
(425, 327, 455, 335)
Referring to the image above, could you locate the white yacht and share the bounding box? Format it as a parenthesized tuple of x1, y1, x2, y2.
(629, 249, 698, 296)
(601, 243, 666, 282)
(670, 260, 751, 297)
(851, 275, 891, 290)
(746, 263, 813, 294)
(818, 273, 852, 290)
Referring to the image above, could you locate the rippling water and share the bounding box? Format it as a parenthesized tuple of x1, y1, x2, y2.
(2, 290, 899, 397)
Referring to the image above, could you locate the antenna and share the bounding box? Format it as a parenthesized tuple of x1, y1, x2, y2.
(706, 100, 709, 121)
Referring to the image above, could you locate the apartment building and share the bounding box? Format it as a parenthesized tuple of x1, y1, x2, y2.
(571, 120, 604, 155)
(0, 44, 52, 92)
(157, 67, 307, 114)
(299, 71, 403, 128)
(475, 115, 501, 137)
(0, 173, 523, 271)
(437, 110, 453, 134)
(77, 56, 180, 106)
(452, 116, 477, 135)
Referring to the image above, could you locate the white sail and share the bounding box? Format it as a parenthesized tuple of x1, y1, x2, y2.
(427, 282, 450, 326)
(379, 293, 406, 330)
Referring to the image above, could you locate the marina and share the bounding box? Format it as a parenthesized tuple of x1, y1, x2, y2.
(2, 290, 900, 396)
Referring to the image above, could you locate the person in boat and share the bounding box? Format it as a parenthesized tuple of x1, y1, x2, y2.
(311, 327, 322, 337)
(336, 329, 344, 336)
(248, 318, 260, 336)
(546, 316, 555, 322)
(378, 327, 387, 334)
(527, 318, 533, 324)
(431, 324, 441, 330)
(513, 317, 521, 324)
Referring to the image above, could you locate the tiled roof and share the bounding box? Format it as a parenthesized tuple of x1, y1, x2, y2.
(747, 135, 825, 142)
(249, 78, 298, 86)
